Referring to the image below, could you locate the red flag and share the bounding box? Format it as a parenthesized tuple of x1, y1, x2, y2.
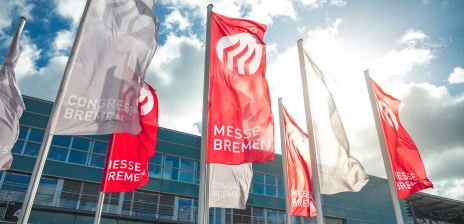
(100, 82, 159, 192)
(206, 11, 274, 164)
(370, 78, 433, 199)
(282, 105, 316, 217)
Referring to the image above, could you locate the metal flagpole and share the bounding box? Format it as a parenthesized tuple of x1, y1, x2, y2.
(94, 51, 131, 224)
(94, 192, 106, 224)
(363, 70, 405, 224)
(17, 0, 95, 223)
(277, 98, 292, 224)
(198, 4, 213, 224)
(296, 39, 324, 224)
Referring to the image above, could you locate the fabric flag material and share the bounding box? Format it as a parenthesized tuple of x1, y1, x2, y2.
(304, 51, 368, 194)
(282, 105, 316, 217)
(54, 0, 159, 136)
(0, 17, 26, 170)
(208, 163, 252, 209)
(207, 11, 274, 164)
(369, 78, 433, 199)
(100, 82, 158, 192)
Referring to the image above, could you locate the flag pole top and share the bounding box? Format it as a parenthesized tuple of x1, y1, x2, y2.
(20, 17, 26, 21)
(297, 39, 303, 44)
(208, 4, 213, 9)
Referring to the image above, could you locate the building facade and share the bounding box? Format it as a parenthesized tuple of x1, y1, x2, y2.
(1, 96, 461, 224)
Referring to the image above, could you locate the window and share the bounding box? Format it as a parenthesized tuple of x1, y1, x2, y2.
(160, 155, 198, 184)
(35, 177, 58, 206)
(253, 207, 265, 224)
(252, 172, 282, 197)
(0, 172, 29, 202)
(48, 146, 68, 162)
(159, 194, 174, 220)
(325, 217, 346, 224)
(14, 126, 109, 168)
(60, 180, 81, 209)
(103, 192, 120, 214)
(178, 197, 193, 222)
(79, 182, 99, 211)
(89, 141, 107, 168)
(233, 207, 252, 224)
(122, 191, 158, 218)
(28, 128, 44, 142)
(267, 209, 278, 224)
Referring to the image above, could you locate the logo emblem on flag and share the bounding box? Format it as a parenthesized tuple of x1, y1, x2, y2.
(96, 0, 158, 45)
(139, 82, 155, 115)
(216, 33, 263, 75)
(377, 100, 399, 131)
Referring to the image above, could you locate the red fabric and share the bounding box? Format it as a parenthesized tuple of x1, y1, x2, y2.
(100, 82, 159, 192)
(370, 78, 433, 199)
(282, 105, 316, 217)
(206, 11, 274, 164)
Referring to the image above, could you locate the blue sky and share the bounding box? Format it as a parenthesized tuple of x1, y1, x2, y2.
(1, 0, 464, 201)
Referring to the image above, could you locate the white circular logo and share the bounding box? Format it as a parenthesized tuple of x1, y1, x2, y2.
(138, 83, 154, 115)
(216, 33, 263, 75)
(96, 0, 159, 45)
(378, 100, 399, 131)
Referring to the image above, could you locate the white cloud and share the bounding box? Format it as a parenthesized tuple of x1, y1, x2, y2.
(0, 1, 33, 36)
(423, 179, 464, 201)
(53, 30, 74, 54)
(399, 29, 429, 46)
(161, 0, 297, 25)
(53, 0, 86, 29)
(371, 47, 434, 81)
(17, 55, 68, 101)
(15, 33, 41, 80)
(145, 33, 204, 134)
(295, 0, 346, 8)
(164, 8, 191, 31)
(330, 0, 347, 7)
(448, 67, 464, 84)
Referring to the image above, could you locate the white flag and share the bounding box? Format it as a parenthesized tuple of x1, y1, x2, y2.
(54, 0, 159, 135)
(208, 163, 252, 209)
(304, 51, 368, 194)
(0, 17, 26, 170)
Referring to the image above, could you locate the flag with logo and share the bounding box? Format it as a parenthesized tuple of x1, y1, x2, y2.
(303, 51, 368, 194)
(369, 77, 433, 199)
(208, 163, 252, 209)
(282, 105, 316, 217)
(54, 0, 159, 136)
(0, 17, 26, 170)
(206, 11, 274, 164)
(100, 81, 158, 192)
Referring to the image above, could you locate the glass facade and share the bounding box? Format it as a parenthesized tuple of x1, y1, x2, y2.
(1, 96, 424, 223)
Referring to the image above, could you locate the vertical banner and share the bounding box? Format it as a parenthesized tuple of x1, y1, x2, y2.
(369, 78, 433, 199)
(282, 105, 316, 217)
(54, 0, 159, 136)
(206, 11, 274, 164)
(208, 163, 252, 209)
(0, 17, 26, 170)
(303, 51, 368, 194)
(100, 82, 159, 192)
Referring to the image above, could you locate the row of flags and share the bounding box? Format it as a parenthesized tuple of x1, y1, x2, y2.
(0, 1, 433, 223)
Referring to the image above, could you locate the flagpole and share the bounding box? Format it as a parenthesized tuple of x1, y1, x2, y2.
(94, 192, 105, 224)
(6, 17, 26, 59)
(17, 1, 95, 223)
(297, 39, 324, 224)
(198, 4, 213, 224)
(94, 50, 132, 224)
(277, 98, 292, 224)
(363, 70, 404, 224)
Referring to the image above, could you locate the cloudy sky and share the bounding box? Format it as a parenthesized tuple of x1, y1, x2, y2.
(1, 0, 463, 201)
